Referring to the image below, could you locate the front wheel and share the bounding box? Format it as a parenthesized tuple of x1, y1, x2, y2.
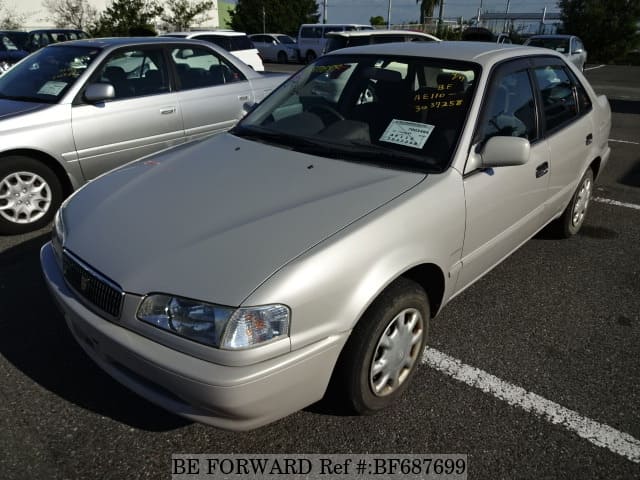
(339, 277, 429, 414)
(0, 156, 63, 235)
(551, 167, 594, 238)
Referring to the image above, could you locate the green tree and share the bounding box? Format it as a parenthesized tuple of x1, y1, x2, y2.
(416, 0, 440, 24)
(93, 0, 163, 36)
(161, 0, 213, 31)
(370, 15, 385, 27)
(559, 0, 640, 61)
(42, 0, 98, 30)
(229, 0, 319, 36)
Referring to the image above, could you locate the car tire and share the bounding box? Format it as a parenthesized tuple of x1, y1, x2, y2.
(277, 51, 287, 64)
(0, 156, 63, 235)
(305, 50, 316, 64)
(551, 167, 594, 238)
(339, 277, 429, 415)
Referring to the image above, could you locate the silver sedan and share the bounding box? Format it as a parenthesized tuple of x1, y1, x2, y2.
(42, 41, 611, 430)
(0, 37, 287, 234)
(524, 34, 588, 71)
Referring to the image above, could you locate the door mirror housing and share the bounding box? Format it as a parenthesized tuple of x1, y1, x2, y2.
(481, 136, 530, 168)
(84, 83, 115, 103)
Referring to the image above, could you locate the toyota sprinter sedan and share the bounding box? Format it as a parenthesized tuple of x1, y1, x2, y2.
(41, 42, 611, 430)
(0, 37, 287, 234)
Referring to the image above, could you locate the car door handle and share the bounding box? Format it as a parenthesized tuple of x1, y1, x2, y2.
(160, 107, 176, 115)
(238, 95, 249, 101)
(586, 133, 593, 145)
(536, 162, 549, 178)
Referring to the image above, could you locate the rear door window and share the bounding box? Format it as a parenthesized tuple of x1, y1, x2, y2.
(171, 46, 245, 89)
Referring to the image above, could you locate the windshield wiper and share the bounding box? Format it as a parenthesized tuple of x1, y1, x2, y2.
(232, 125, 334, 153)
(0, 94, 54, 104)
(337, 140, 441, 173)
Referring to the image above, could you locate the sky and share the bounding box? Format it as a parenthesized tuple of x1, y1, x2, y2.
(226, 0, 560, 25)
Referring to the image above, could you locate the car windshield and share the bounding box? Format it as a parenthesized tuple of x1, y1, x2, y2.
(527, 37, 570, 54)
(276, 35, 295, 44)
(0, 45, 101, 103)
(233, 54, 479, 173)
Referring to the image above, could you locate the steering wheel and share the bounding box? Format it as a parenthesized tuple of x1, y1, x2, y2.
(307, 104, 345, 124)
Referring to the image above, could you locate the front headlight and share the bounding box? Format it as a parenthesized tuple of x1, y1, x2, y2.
(137, 294, 289, 350)
(52, 207, 65, 260)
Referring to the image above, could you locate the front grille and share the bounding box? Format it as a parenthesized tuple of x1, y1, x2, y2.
(62, 251, 124, 318)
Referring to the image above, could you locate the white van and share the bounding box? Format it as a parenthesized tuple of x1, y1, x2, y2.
(297, 23, 373, 63)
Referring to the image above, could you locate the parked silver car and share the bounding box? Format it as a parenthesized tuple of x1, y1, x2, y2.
(249, 33, 299, 63)
(524, 34, 587, 71)
(42, 41, 611, 430)
(0, 37, 287, 234)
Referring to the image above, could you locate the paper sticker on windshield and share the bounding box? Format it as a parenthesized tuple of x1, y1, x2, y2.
(379, 119, 434, 149)
(37, 81, 67, 96)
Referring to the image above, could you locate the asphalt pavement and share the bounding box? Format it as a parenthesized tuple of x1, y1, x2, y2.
(0, 62, 639, 480)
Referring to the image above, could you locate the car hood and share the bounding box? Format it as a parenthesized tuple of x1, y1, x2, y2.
(0, 50, 28, 62)
(64, 133, 425, 306)
(0, 99, 49, 119)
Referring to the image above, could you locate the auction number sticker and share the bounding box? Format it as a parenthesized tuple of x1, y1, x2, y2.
(380, 119, 434, 149)
(37, 81, 67, 96)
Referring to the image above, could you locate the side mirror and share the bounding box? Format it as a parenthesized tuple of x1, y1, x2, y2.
(481, 136, 530, 167)
(243, 101, 258, 114)
(84, 82, 115, 103)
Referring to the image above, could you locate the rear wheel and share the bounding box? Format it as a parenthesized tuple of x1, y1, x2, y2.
(277, 51, 287, 63)
(550, 168, 593, 238)
(339, 277, 429, 414)
(305, 50, 316, 64)
(0, 156, 63, 235)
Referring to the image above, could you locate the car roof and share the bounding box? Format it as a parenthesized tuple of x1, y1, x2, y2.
(28, 28, 86, 33)
(330, 40, 563, 66)
(166, 30, 248, 37)
(300, 23, 372, 27)
(527, 34, 577, 39)
(250, 33, 292, 37)
(326, 30, 439, 40)
(45, 36, 219, 48)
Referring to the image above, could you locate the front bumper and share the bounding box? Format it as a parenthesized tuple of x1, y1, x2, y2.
(41, 242, 348, 430)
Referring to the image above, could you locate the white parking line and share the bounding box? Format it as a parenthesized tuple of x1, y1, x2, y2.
(584, 64, 606, 71)
(594, 197, 640, 211)
(423, 347, 640, 464)
(610, 139, 640, 146)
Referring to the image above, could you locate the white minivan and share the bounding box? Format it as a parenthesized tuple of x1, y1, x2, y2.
(297, 23, 373, 63)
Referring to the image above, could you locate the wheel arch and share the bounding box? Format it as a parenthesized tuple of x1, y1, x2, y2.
(400, 263, 446, 318)
(0, 149, 75, 198)
(589, 156, 602, 180)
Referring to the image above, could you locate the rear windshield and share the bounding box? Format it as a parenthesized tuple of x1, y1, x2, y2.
(527, 37, 570, 54)
(325, 37, 370, 53)
(207, 35, 254, 51)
